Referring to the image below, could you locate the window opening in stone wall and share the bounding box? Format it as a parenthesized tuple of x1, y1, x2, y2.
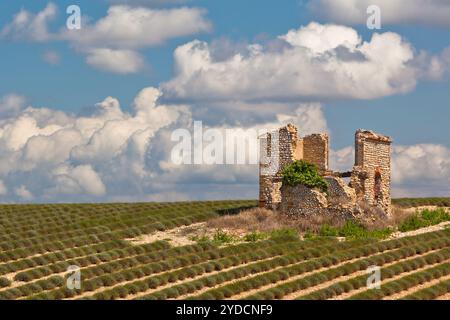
(374, 170, 382, 202)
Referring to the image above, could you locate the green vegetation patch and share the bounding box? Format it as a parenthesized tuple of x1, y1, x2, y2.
(398, 208, 450, 232)
(193, 228, 299, 246)
(318, 220, 392, 240)
(281, 160, 328, 193)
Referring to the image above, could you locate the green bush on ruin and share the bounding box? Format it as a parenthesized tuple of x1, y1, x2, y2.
(281, 160, 328, 193)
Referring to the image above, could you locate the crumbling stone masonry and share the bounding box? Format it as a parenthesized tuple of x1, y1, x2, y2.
(351, 130, 392, 214)
(259, 124, 302, 209)
(259, 124, 392, 217)
(303, 134, 329, 174)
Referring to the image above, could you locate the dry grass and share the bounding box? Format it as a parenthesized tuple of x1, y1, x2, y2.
(207, 208, 347, 234)
(207, 208, 285, 233)
(207, 205, 418, 236)
(353, 202, 418, 231)
(389, 206, 415, 226)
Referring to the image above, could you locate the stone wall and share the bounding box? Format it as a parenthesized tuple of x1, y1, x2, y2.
(259, 124, 302, 209)
(259, 124, 392, 218)
(325, 176, 357, 211)
(278, 184, 327, 217)
(303, 134, 329, 173)
(352, 130, 392, 214)
(279, 177, 358, 219)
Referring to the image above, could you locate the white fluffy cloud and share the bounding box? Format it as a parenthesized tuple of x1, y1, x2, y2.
(0, 88, 449, 202)
(15, 185, 34, 200)
(416, 48, 450, 81)
(308, 0, 450, 26)
(0, 94, 27, 118)
(63, 5, 211, 50)
(85, 49, 146, 74)
(0, 87, 330, 202)
(163, 22, 417, 102)
(391, 144, 450, 197)
(1, 4, 211, 74)
(331, 144, 450, 197)
(0, 87, 190, 202)
(0, 3, 57, 41)
(51, 164, 106, 196)
(392, 144, 450, 196)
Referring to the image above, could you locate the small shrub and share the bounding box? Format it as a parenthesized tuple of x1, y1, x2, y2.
(0, 277, 11, 288)
(244, 232, 267, 242)
(281, 160, 328, 192)
(319, 224, 338, 237)
(212, 230, 236, 245)
(269, 228, 298, 240)
(14, 272, 33, 282)
(399, 215, 426, 232)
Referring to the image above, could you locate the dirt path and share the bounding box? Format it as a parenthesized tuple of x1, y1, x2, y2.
(388, 221, 450, 240)
(125, 223, 207, 247)
(402, 206, 450, 213)
(383, 273, 450, 300)
(285, 250, 445, 300)
(332, 257, 449, 300)
(435, 292, 450, 300)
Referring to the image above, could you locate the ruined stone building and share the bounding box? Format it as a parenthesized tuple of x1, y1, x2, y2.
(259, 124, 392, 218)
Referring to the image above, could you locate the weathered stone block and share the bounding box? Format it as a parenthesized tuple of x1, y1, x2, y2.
(325, 176, 357, 209)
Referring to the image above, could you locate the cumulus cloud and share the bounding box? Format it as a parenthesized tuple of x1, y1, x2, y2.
(330, 144, 450, 198)
(62, 5, 211, 50)
(15, 185, 34, 200)
(162, 22, 417, 102)
(330, 146, 354, 172)
(50, 164, 106, 196)
(415, 48, 450, 81)
(0, 88, 448, 202)
(1, 4, 211, 74)
(0, 87, 191, 202)
(0, 94, 27, 118)
(308, 0, 450, 26)
(0, 2, 57, 41)
(392, 144, 450, 196)
(0, 86, 331, 202)
(85, 49, 145, 74)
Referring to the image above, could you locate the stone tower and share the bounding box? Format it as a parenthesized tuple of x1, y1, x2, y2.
(258, 124, 329, 209)
(259, 124, 300, 209)
(351, 130, 392, 214)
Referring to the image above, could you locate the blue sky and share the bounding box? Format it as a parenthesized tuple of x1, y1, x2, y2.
(1, 0, 449, 147)
(0, 0, 449, 202)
